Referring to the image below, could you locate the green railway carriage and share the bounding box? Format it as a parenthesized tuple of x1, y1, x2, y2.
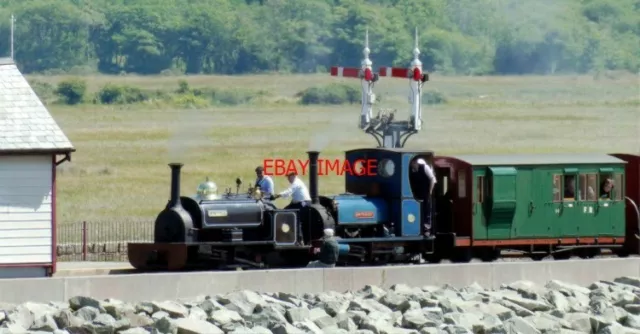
(434, 153, 627, 260)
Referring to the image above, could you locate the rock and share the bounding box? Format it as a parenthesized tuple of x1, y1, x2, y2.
(173, 318, 224, 334)
(219, 291, 265, 317)
(12, 277, 640, 334)
(74, 306, 100, 322)
(504, 316, 541, 334)
(30, 314, 58, 332)
(152, 301, 189, 318)
(68, 297, 104, 312)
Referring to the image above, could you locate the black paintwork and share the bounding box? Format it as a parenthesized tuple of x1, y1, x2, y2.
(199, 199, 264, 228)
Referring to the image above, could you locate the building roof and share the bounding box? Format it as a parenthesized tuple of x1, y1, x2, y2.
(0, 58, 74, 154)
(448, 153, 626, 166)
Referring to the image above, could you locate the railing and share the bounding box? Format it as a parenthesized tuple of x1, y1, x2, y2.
(56, 219, 153, 262)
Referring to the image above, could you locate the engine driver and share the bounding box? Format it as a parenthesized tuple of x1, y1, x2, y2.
(254, 166, 275, 198)
(270, 171, 312, 209)
(409, 158, 437, 237)
(270, 171, 312, 245)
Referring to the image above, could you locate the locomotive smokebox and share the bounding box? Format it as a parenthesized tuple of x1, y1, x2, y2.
(307, 151, 320, 204)
(154, 163, 194, 243)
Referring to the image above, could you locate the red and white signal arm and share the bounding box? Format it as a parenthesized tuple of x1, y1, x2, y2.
(330, 67, 360, 78)
(330, 66, 374, 81)
(379, 67, 425, 81)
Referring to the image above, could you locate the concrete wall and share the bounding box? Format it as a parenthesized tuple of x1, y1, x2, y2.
(1, 258, 638, 304)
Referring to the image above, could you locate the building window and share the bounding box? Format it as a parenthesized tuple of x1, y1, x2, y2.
(552, 174, 562, 202)
(477, 176, 484, 203)
(458, 170, 466, 198)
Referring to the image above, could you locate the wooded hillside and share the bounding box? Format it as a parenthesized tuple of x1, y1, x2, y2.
(0, 0, 638, 75)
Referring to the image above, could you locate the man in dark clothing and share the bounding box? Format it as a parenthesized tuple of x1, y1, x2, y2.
(307, 228, 340, 268)
(409, 158, 437, 236)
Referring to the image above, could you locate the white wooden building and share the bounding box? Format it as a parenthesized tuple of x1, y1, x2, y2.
(0, 58, 75, 278)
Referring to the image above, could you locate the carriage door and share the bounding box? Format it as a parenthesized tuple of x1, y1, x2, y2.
(434, 166, 452, 232)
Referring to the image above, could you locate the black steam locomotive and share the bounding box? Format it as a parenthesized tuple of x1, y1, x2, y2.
(128, 151, 338, 270)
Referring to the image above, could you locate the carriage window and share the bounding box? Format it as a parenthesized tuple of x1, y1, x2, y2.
(477, 176, 484, 203)
(579, 174, 597, 201)
(579, 174, 586, 200)
(586, 174, 597, 201)
(599, 173, 614, 200)
(613, 174, 624, 201)
(563, 175, 576, 200)
(458, 170, 466, 198)
(552, 174, 562, 202)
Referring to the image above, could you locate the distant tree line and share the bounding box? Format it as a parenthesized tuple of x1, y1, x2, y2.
(0, 0, 638, 75)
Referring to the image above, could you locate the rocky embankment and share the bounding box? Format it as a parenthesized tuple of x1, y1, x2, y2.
(4, 277, 640, 334)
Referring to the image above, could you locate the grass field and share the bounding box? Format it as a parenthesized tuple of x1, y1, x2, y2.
(27, 73, 639, 241)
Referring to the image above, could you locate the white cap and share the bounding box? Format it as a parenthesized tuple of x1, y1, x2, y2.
(414, 158, 427, 165)
(323, 228, 334, 237)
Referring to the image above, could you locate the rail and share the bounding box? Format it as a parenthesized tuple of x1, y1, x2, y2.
(56, 220, 153, 262)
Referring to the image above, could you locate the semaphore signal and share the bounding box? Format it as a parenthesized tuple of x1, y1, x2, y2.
(329, 27, 429, 149)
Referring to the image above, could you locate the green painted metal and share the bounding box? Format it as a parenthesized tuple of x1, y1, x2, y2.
(470, 161, 626, 242)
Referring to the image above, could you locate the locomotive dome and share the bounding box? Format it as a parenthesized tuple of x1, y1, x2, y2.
(195, 177, 219, 200)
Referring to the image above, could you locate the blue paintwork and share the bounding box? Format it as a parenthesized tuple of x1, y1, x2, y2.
(333, 195, 388, 225)
(401, 153, 416, 198)
(396, 199, 422, 237)
(345, 149, 400, 197)
(338, 244, 350, 256)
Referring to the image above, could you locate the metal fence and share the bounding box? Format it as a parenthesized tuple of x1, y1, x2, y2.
(56, 219, 153, 262)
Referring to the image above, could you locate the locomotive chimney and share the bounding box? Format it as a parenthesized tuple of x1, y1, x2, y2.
(307, 151, 320, 204)
(168, 163, 183, 208)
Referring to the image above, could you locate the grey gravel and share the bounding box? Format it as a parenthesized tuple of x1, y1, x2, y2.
(3, 276, 640, 333)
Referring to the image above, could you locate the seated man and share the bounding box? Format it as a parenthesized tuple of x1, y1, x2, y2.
(600, 178, 614, 199)
(307, 228, 339, 268)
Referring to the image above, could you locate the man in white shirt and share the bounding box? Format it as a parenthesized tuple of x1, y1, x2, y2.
(254, 166, 275, 198)
(409, 158, 437, 236)
(272, 172, 312, 209)
(271, 171, 312, 245)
